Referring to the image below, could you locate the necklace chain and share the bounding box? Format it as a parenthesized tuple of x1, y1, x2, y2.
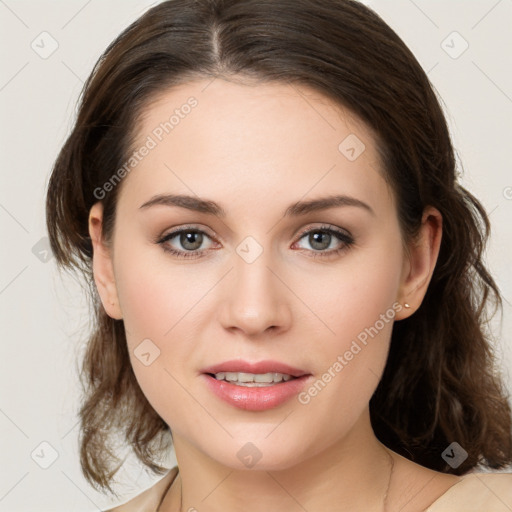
(383, 448, 396, 512)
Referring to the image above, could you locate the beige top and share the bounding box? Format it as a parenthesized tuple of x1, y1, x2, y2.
(104, 467, 512, 512)
(425, 472, 512, 512)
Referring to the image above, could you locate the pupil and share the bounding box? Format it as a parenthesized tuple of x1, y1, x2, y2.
(181, 231, 202, 250)
(311, 231, 330, 250)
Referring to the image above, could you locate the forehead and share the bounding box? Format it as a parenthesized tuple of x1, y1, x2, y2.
(121, 78, 394, 218)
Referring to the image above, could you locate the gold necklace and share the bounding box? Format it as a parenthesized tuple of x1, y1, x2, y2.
(161, 448, 395, 512)
(383, 449, 396, 511)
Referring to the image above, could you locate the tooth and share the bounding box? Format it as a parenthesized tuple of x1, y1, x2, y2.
(213, 371, 295, 383)
(254, 373, 274, 383)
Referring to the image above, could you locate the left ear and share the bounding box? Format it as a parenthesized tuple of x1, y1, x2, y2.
(395, 206, 443, 320)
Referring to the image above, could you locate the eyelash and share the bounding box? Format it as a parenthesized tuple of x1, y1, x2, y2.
(156, 224, 355, 260)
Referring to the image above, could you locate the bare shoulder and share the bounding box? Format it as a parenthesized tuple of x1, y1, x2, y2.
(103, 467, 179, 512)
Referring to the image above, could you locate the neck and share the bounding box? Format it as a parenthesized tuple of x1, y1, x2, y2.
(161, 409, 396, 512)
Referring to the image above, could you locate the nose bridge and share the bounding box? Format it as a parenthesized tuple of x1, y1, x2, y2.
(234, 246, 275, 301)
(218, 236, 291, 335)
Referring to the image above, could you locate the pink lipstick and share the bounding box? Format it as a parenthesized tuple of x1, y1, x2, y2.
(201, 359, 312, 411)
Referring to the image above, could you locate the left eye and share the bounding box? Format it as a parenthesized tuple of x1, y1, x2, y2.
(293, 226, 354, 255)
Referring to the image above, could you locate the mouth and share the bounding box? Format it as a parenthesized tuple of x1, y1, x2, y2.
(201, 359, 312, 411)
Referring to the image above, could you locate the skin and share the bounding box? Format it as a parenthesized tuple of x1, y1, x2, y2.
(89, 78, 459, 511)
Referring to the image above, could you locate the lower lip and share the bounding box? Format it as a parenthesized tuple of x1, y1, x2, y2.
(202, 374, 311, 411)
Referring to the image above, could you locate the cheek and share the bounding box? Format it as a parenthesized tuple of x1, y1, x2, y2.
(112, 255, 203, 425)
(313, 241, 403, 346)
(114, 248, 197, 342)
(297, 236, 403, 408)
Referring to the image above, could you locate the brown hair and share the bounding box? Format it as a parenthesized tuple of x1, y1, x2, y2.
(46, 0, 512, 496)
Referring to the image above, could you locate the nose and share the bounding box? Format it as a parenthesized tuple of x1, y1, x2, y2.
(217, 249, 293, 337)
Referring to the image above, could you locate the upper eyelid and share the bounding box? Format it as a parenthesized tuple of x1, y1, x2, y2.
(159, 224, 218, 242)
(295, 224, 352, 238)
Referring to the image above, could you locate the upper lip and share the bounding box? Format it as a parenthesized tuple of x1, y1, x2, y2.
(202, 359, 309, 378)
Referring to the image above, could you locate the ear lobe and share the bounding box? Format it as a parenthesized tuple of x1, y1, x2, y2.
(395, 206, 443, 321)
(88, 202, 123, 320)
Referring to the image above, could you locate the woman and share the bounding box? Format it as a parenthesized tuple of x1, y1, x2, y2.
(45, 0, 512, 510)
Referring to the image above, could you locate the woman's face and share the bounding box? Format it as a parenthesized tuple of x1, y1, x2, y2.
(92, 78, 421, 470)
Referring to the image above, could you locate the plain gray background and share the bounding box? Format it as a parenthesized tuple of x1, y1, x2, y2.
(1, 0, 511, 510)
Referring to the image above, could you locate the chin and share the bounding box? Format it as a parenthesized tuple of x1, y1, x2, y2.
(201, 435, 312, 472)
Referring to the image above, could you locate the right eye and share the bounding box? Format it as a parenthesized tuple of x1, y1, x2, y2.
(157, 226, 218, 259)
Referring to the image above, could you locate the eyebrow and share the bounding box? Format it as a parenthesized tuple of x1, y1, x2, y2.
(139, 193, 375, 217)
